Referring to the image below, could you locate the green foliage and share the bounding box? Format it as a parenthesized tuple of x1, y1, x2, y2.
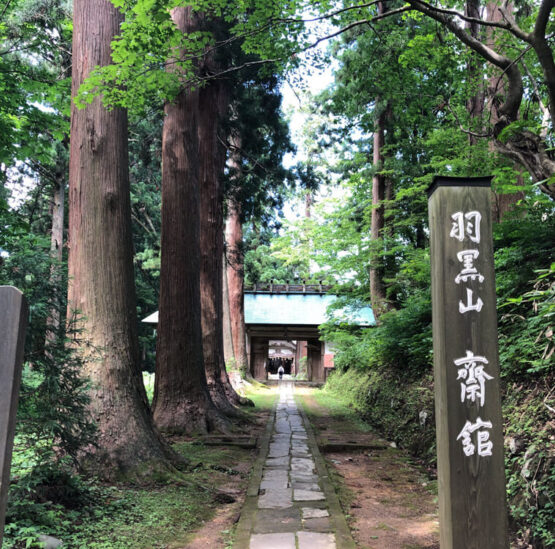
(4, 478, 213, 548)
(0, 210, 97, 547)
(503, 380, 555, 548)
(496, 202, 555, 380)
(321, 201, 554, 547)
(323, 368, 437, 462)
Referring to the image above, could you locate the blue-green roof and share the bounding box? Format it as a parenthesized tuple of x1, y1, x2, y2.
(143, 293, 375, 326)
(244, 293, 375, 326)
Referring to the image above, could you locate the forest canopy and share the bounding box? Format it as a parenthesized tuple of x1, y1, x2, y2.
(0, 0, 553, 547)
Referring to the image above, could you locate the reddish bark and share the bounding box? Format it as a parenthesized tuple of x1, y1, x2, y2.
(198, 75, 243, 410)
(152, 7, 229, 434)
(68, 0, 172, 473)
(225, 196, 249, 376)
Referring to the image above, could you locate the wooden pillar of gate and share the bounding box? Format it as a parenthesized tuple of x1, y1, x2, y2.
(0, 287, 28, 545)
(250, 337, 268, 380)
(428, 177, 508, 549)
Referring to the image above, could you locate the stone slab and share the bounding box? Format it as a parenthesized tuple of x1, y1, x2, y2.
(264, 456, 289, 469)
(260, 478, 289, 491)
(258, 488, 292, 509)
(291, 482, 320, 491)
(291, 457, 316, 475)
(303, 517, 332, 532)
(301, 508, 330, 519)
(290, 473, 319, 484)
(268, 442, 290, 458)
(250, 532, 296, 549)
(294, 489, 326, 501)
(297, 532, 336, 549)
(254, 507, 302, 534)
(263, 468, 288, 478)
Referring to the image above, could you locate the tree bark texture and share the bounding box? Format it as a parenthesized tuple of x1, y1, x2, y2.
(222, 251, 235, 364)
(465, 0, 484, 146)
(370, 104, 388, 318)
(152, 7, 229, 434)
(486, 2, 525, 221)
(225, 194, 249, 376)
(198, 74, 242, 410)
(46, 177, 65, 343)
(68, 0, 171, 473)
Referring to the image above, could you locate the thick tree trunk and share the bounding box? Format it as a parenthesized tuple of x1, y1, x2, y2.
(152, 7, 230, 434)
(486, 2, 526, 219)
(198, 76, 243, 410)
(68, 0, 172, 474)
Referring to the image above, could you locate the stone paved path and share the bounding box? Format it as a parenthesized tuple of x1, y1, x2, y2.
(234, 381, 354, 549)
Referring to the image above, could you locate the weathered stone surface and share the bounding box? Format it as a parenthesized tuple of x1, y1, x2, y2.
(0, 286, 28, 546)
(291, 457, 315, 475)
(268, 442, 290, 458)
(297, 531, 336, 549)
(290, 472, 319, 484)
(301, 507, 329, 519)
(291, 481, 320, 491)
(254, 508, 301, 534)
(258, 488, 292, 509)
(265, 456, 289, 469)
(260, 477, 289, 491)
(303, 517, 332, 532)
(294, 489, 326, 501)
(250, 532, 296, 549)
(263, 469, 288, 481)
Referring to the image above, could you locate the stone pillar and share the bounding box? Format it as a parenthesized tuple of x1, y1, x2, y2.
(0, 287, 28, 545)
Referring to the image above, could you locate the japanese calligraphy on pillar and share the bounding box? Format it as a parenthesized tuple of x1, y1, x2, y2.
(428, 177, 508, 549)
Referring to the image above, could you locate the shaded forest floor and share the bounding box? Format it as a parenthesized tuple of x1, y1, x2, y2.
(180, 383, 439, 549)
(7, 383, 441, 548)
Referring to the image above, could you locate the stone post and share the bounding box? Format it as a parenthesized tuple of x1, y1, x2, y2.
(0, 286, 28, 545)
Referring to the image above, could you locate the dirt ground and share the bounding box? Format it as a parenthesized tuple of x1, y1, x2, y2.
(178, 400, 273, 549)
(182, 384, 439, 549)
(297, 387, 440, 549)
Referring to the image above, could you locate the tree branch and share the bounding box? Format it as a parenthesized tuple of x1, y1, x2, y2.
(529, 0, 555, 121)
(407, 0, 523, 124)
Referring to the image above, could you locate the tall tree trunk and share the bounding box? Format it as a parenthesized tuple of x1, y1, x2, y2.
(225, 143, 250, 378)
(46, 174, 65, 345)
(370, 104, 388, 318)
(369, 1, 389, 319)
(152, 7, 230, 434)
(486, 1, 525, 221)
(198, 74, 243, 410)
(68, 0, 172, 474)
(465, 0, 484, 146)
(305, 192, 312, 218)
(222, 250, 235, 364)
